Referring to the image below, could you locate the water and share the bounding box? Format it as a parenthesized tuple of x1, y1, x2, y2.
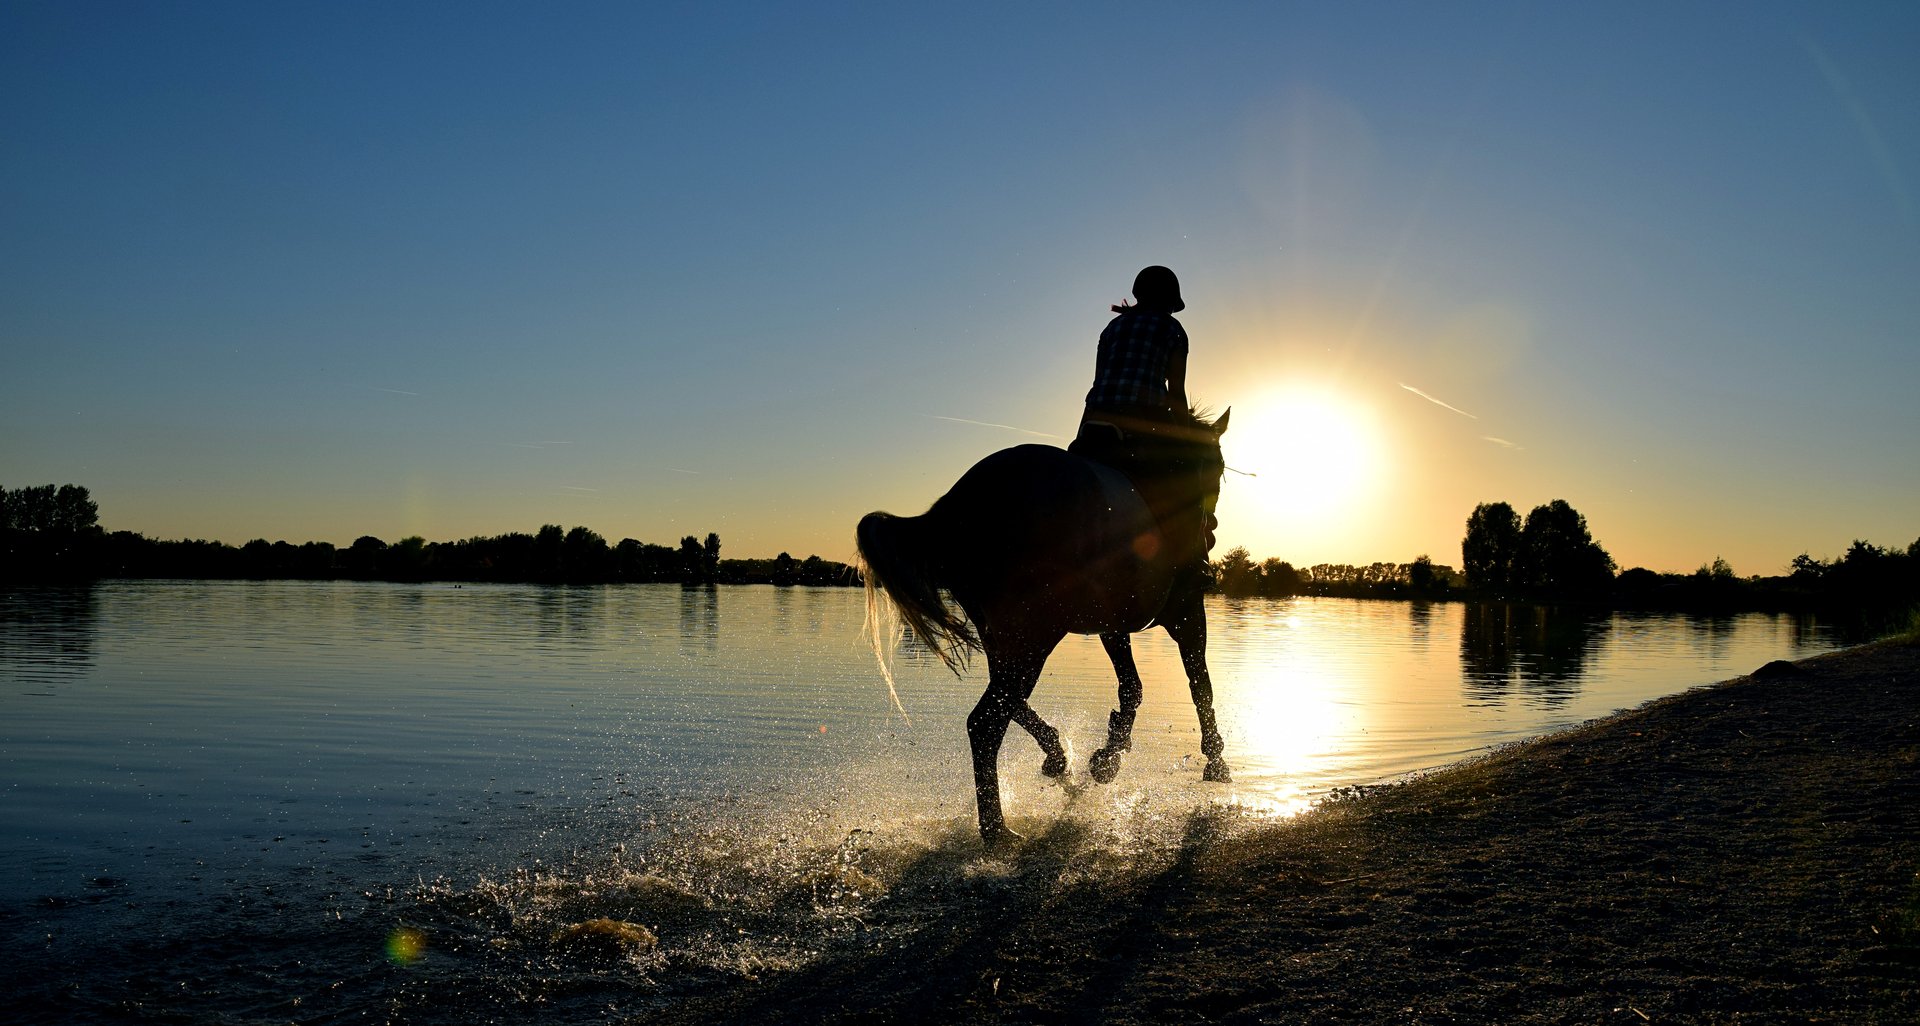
(0, 581, 1835, 1022)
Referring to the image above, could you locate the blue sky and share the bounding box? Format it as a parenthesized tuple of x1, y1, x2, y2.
(3, 2, 1915, 574)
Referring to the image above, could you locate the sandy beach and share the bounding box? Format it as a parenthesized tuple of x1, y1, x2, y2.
(657, 637, 1919, 1024)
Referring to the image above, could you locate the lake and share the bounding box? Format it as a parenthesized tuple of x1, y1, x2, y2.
(0, 580, 1836, 1022)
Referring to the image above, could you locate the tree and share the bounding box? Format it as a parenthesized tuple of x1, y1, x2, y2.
(2, 483, 98, 533)
(702, 532, 722, 581)
(534, 524, 565, 580)
(1788, 553, 1827, 581)
(678, 535, 705, 581)
(1515, 499, 1616, 595)
(1215, 546, 1258, 596)
(799, 554, 838, 586)
(1258, 557, 1304, 596)
(1462, 501, 1522, 592)
(1696, 556, 1736, 581)
(614, 538, 677, 582)
(344, 535, 388, 577)
(55, 485, 97, 533)
(240, 538, 277, 578)
(1, 483, 104, 577)
(562, 525, 609, 580)
(388, 535, 429, 579)
(1409, 554, 1438, 595)
(296, 541, 337, 577)
(1822, 539, 1914, 612)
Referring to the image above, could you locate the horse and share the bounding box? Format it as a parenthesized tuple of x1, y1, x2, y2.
(855, 409, 1231, 846)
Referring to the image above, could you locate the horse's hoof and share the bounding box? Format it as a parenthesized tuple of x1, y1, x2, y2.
(1088, 747, 1123, 784)
(1202, 757, 1232, 783)
(1040, 751, 1068, 778)
(979, 823, 1025, 851)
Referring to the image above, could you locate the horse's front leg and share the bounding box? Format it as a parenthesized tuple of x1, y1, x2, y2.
(1010, 703, 1068, 778)
(1088, 631, 1145, 783)
(1161, 587, 1230, 782)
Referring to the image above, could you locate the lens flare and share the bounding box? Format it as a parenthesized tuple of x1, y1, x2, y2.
(385, 926, 427, 965)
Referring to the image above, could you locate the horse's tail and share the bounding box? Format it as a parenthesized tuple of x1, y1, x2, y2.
(855, 510, 979, 680)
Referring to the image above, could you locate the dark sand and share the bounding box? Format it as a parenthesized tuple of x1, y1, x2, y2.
(658, 638, 1919, 1024)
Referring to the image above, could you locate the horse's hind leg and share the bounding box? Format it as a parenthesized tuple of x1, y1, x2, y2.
(1162, 587, 1230, 782)
(1088, 632, 1145, 784)
(967, 646, 1051, 847)
(1010, 703, 1068, 778)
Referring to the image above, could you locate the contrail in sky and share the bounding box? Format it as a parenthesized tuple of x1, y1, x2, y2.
(1482, 436, 1523, 450)
(1399, 383, 1478, 420)
(370, 386, 421, 396)
(1804, 36, 1914, 224)
(928, 415, 1062, 440)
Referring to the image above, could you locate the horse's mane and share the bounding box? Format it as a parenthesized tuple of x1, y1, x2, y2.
(1159, 405, 1225, 453)
(1174, 405, 1216, 430)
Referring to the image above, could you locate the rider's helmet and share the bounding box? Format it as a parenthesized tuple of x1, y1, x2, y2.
(1131, 265, 1185, 313)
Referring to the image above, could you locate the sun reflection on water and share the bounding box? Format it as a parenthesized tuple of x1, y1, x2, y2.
(1223, 660, 1351, 816)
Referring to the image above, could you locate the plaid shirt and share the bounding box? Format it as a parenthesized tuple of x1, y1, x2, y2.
(1084, 310, 1188, 411)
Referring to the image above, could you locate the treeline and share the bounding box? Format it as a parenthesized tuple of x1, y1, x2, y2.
(2, 484, 853, 586)
(11, 483, 1916, 621)
(1212, 496, 1920, 625)
(1461, 498, 1919, 618)
(1612, 543, 1920, 623)
(1211, 550, 1464, 600)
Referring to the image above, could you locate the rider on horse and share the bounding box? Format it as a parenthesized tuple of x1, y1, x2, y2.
(1070, 265, 1215, 573)
(855, 266, 1232, 842)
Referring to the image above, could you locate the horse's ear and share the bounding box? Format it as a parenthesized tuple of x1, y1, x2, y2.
(1213, 408, 1231, 436)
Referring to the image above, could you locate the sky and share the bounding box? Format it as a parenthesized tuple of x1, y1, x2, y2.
(3, 1, 1916, 576)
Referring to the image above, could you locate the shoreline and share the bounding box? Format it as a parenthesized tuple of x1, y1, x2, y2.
(658, 638, 1919, 1024)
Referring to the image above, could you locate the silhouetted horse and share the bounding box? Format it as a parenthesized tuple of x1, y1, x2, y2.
(856, 409, 1231, 845)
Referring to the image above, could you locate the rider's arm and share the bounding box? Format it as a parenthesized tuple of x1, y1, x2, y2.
(1166, 350, 1189, 412)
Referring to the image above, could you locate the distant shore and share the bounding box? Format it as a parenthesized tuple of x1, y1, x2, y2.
(659, 637, 1920, 1024)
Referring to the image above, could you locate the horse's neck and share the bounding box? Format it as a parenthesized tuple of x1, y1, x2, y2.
(1080, 459, 1154, 520)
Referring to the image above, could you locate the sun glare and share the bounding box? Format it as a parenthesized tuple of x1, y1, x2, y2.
(1224, 385, 1385, 532)
(1224, 659, 1349, 815)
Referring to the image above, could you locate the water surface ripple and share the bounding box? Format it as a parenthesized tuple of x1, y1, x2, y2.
(0, 581, 1834, 1021)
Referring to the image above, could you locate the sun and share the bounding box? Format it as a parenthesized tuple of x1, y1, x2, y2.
(1220, 384, 1386, 539)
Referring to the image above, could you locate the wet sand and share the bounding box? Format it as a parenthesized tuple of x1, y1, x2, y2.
(658, 637, 1919, 1024)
